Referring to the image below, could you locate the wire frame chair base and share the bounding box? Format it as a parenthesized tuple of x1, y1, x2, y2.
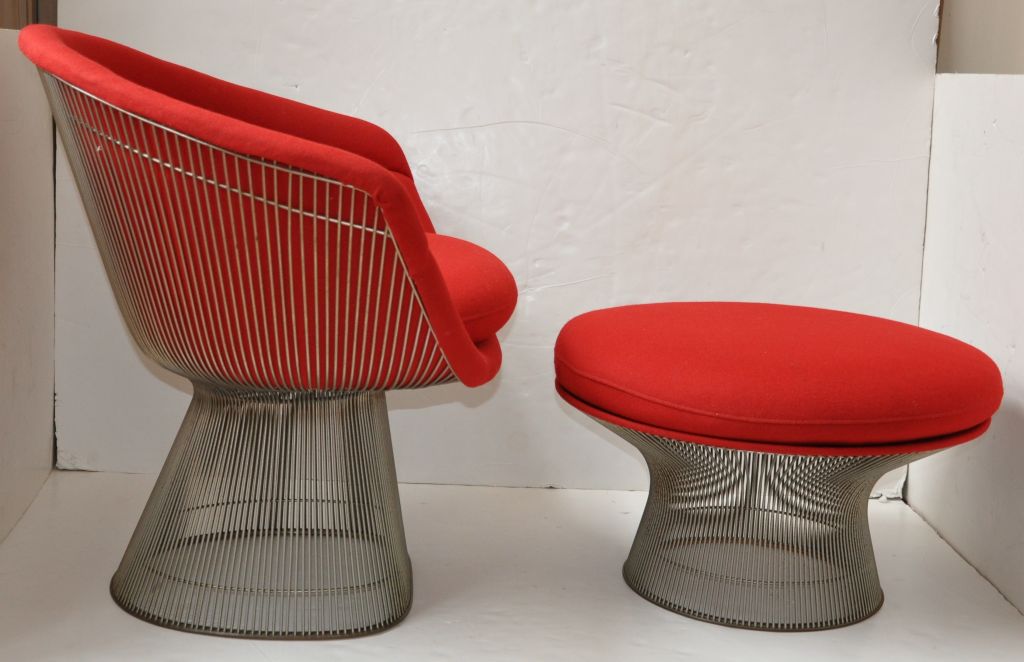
(110, 385, 412, 639)
(600, 420, 931, 631)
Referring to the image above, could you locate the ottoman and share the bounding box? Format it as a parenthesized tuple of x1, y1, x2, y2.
(554, 302, 1002, 631)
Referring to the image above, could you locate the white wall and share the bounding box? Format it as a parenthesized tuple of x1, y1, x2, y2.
(910, 74, 1024, 612)
(0, 28, 54, 541)
(56, 0, 939, 488)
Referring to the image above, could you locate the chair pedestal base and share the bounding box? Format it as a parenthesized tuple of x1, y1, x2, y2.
(110, 386, 412, 639)
(602, 421, 928, 631)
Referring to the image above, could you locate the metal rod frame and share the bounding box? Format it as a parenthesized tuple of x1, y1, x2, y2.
(600, 420, 931, 631)
(111, 387, 411, 638)
(42, 74, 455, 392)
(42, 73, 457, 638)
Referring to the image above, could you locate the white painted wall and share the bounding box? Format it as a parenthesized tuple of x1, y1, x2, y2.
(0, 28, 53, 541)
(910, 74, 1024, 612)
(56, 0, 939, 488)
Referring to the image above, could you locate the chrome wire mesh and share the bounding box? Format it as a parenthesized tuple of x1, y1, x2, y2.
(111, 388, 412, 638)
(602, 421, 930, 631)
(42, 73, 454, 391)
(38, 73, 458, 637)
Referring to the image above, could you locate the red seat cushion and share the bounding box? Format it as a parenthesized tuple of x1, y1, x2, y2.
(555, 303, 1002, 452)
(428, 234, 517, 342)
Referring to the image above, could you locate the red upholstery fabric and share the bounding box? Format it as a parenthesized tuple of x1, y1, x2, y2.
(427, 235, 517, 342)
(20, 25, 512, 388)
(557, 384, 992, 457)
(396, 174, 436, 233)
(555, 303, 1003, 453)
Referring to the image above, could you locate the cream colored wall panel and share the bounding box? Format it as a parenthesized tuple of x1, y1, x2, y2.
(0, 28, 54, 541)
(910, 73, 1024, 612)
(938, 0, 1024, 74)
(56, 1, 938, 488)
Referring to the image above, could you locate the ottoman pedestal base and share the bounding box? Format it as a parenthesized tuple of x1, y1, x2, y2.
(603, 421, 928, 631)
(110, 385, 412, 639)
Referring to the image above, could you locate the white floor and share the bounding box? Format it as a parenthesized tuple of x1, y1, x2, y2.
(1, 473, 1022, 661)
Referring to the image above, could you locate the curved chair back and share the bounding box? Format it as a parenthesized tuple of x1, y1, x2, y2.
(21, 26, 503, 391)
(47, 76, 449, 390)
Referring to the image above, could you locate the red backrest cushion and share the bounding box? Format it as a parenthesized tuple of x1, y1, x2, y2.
(21, 25, 502, 389)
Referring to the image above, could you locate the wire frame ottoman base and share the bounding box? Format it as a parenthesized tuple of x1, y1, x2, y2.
(601, 420, 930, 631)
(110, 385, 412, 639)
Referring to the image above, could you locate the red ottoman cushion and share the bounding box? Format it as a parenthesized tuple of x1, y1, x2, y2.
(428, 234, 517, 342)
(555, 303, 1002, 453)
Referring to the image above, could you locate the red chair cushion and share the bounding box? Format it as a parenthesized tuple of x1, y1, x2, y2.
(555, 302, 1003, 453)
(19, 25, 514, 389)
(428, 234, 517, 342)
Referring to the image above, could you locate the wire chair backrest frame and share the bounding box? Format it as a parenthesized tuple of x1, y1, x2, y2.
(43, 73, 455, 393)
